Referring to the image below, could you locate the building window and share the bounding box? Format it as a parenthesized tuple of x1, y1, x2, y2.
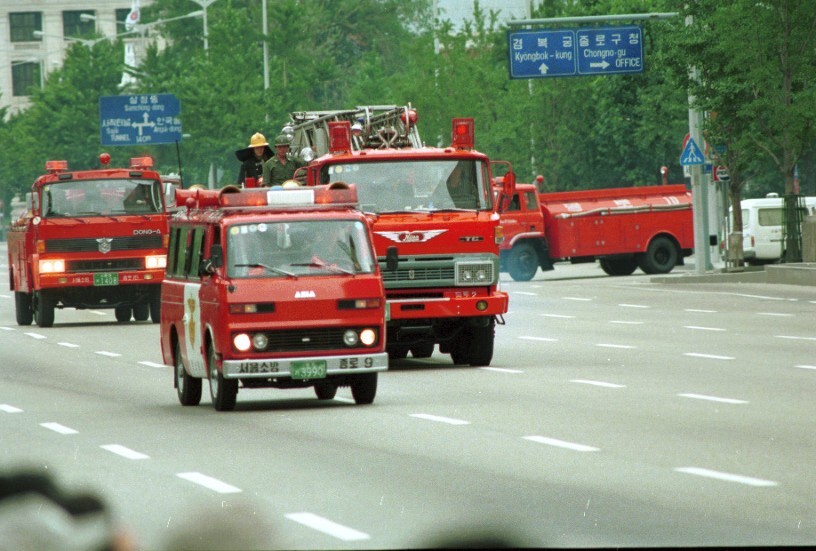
(116, 8, 132, 34)
(9, 12, 43, 42)
(12, 62, 42, 96)
(63, 10, 95, 38)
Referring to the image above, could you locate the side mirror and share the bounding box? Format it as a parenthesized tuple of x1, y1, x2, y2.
(385, 246, 399, 271)
(200, 244, 224, 276)
(164, 183, 176, 209)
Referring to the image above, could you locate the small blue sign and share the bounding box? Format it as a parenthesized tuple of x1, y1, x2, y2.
(680, 137, 705, 166)
(508, 29, 576, 78)
(99, 94, 182, 146)
(576, 26, 643, 75)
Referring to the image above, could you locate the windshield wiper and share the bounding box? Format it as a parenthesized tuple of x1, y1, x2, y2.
(234, 263, 298, 279)
(289, 262, 356, 275)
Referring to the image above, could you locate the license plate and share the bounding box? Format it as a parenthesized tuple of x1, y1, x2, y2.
(291, 360, 327, 380)
(93, 272, 119, 286)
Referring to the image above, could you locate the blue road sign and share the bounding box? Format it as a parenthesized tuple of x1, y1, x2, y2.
(508, 29, 576, 78)
(680, 137, 705, 166)
(99, 94, 182, 146)
(576, 26, 643, 75)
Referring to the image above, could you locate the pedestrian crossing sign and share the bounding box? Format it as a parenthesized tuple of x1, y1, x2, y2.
(680, 137, 705, 166)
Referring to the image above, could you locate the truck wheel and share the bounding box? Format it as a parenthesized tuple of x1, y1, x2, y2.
(133, 303, 150, 321)
(508, 242, 538, 281)
(410, 342, 434, 358)
(149, 292, 161, 324)
(599, 256, 637, 276)
(208, 345, 237, 411)
(314, 381, 338, 400)
(639, 237, 678, 274)
(15, 292, 33, 326)
(387, 345, 409, 360)
(450, 320, 495, 367)
(34, 293, 55, 328)
(350, 373, 377, 405)
(175, 340, 201, 406)
(115, 306, 132, 323)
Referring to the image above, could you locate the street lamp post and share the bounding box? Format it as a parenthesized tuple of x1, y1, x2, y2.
(32, 29, 104, 48)
(190, 0, 217, 52)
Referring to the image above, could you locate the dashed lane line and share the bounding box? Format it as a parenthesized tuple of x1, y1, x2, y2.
(95, 351, 122, 357)
(410, 413, 470, 426)
(0, 404, 23, 413)
(775, 335, 816, 342)
(562, 296, 592, 302)
(596, 343, 636, 349)
(540, 314, 575, 319)
(683, 353, 735, 360)
(176, 472, 242, 494)
(24, 332, 46, 340)
(40, 422, 78, 435)
(523, 436, 600, 452)
(678, 393, 748, 404)
(285, 512, 370, 542)
(795, 365, 816, 370)
(138, 361, 170, 369)
(570, 379, 625, 389)
(519, 336, 558, 342)
(757, 312, 793, 317)
(0, 326, 15, 331)
(685, 309, 717, 313)
(674, 467, 777, 487)
(682, 326, 726, 332)
(618, 303, 649, 309)
(480, 367, 524, 374)
(609, 320, 644, 325)
(58, 342, 80, 348)
(100, 444, 150, 460)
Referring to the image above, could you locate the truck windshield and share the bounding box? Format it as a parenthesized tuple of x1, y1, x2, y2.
(41, 179, 163, 217)
(319, 160, 492, 213)
(226, 219, 376, 278)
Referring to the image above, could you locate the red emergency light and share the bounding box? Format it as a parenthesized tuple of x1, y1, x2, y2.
(130, 156, 154, 169)
(329, 121, 352, 154)
(99, 153, 111, 166)
(400, 109, 418, 128)
(451, 118, 474, 150)
(179, 183, 358, 210)
(45, 160, 69, 173)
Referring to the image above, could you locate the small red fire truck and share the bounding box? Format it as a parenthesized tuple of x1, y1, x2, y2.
(160, 183, 388, 411)
(282, 106, 515, 367)
(496, 177, 694, 281)
(7, 154, 169, 327)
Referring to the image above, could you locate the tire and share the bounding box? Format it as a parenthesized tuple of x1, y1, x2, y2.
(638, 236, 679, 274)
(410, 341, 434, 358)
(175, 340, 201, 406)
(133, 302, 149, 321)
(34, 293, 55, 328)
(599, 256, 638, 276)
(149, 291, 161, 324)
(449, 320, 495, 367)
(115, 305, 132, 323)
(314, 381, 338, 400)
(508, 242, 538, 281)
(208, 345, 237, 411)
(15, 292, 33, 326)
(387, 345, 409, 360)
(350, 373, 377, 405)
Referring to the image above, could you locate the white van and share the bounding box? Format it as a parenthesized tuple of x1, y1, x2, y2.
(737, 194, 816, 264)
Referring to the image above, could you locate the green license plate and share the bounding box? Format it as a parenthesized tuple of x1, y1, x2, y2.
(93, 272, 119, 286)
(290, 360, 327, 380)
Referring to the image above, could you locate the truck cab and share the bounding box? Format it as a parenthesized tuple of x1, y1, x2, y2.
(160, 184, 387, 411)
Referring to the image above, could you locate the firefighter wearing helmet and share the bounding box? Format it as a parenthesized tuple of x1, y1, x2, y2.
(235, 132, 273, 187)
(263, 134, 305, 187)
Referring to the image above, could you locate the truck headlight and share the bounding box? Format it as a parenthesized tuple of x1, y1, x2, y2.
(39, 259, 66, 274)
(343, 330, 359, 346)
(145, 255, 167, 269)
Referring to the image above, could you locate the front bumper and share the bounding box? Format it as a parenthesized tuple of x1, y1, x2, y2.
(222, 352, 388, 379)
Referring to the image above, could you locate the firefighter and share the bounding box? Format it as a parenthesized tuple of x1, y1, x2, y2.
(262, 134, 305, 187)
(235, 132, 273, 187)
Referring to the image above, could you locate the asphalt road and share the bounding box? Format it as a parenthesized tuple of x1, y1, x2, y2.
(2, 248, 816, 549)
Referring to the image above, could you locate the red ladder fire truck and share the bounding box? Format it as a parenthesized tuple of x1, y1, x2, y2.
(281, 105, 515, 366)
(160, 183, 388, 411)
(7, 154, 169, 327)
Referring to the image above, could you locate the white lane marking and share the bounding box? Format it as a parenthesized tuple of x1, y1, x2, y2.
(519, 336, 558, 342)
(758, 312, 792, 317)
(618, 303, 649, 308)
(513, 291, 538, 296)
(176, 472, 242, 494)
(571, 379, 625, 389)
(562, 296, 592, 302)
(685, 309, 717, 313)
(775, 335, 816, 342)
(101, 444, 150, 460)
(729, 292, 785, 301)
(609, 320, 644, 325)
(540, 314, 575, 319)
(480, 367, 524, 374)
(25, 332, 47, 340)
(596, 343, 636, 349)
(138, 361, 170, 369)
(410, 413, 470, 426)
(0, 294, 9, 299)
(683, 326, 726, 332)
(678, 393, 748, 404)
(683, 353, 735, 360)
(41, 422, 78, 435)
(89, 310, 107, 316)
(58, 342, 80, 348)
(795, 365, 816, 370)
(285, 512, 370, 542)
(524, 436, 599, 452)
(674, 467, 777, 487)
(0, 326, 15, 331)
(334, 397, 355, 404)
(0, 404, 23, 413)
(95, 351, 121, 357)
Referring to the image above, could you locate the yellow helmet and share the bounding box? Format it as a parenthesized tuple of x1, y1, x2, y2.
(248, 132, 268, 148)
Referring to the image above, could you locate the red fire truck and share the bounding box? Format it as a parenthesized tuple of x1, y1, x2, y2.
(496, 177, 694, 281)
(7, 154, 169, 327)
(281, 105, 515, 366)
(160, 184, 388, 411)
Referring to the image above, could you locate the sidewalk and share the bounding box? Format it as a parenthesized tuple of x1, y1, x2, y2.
(651, 262, 816, 287)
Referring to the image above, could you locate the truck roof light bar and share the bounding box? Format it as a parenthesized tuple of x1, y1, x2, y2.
(451, 118, 475, 150)
(45, 160, 69, 173)
(130, 156, 154, 169)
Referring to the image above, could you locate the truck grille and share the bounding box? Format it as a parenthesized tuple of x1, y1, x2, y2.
(45, 235, 163, 253)
(381, 266, 455, 283)
(255, 327, 373, 352)
(66, 258, 143, 272)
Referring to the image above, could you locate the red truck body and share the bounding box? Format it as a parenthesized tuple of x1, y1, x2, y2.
(498, 182, 694, 280)
(7, 156, 169, 326)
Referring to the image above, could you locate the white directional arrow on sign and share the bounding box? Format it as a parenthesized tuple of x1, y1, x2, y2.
(589, 61, 610, 70)
(539, 63, 549, 74)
